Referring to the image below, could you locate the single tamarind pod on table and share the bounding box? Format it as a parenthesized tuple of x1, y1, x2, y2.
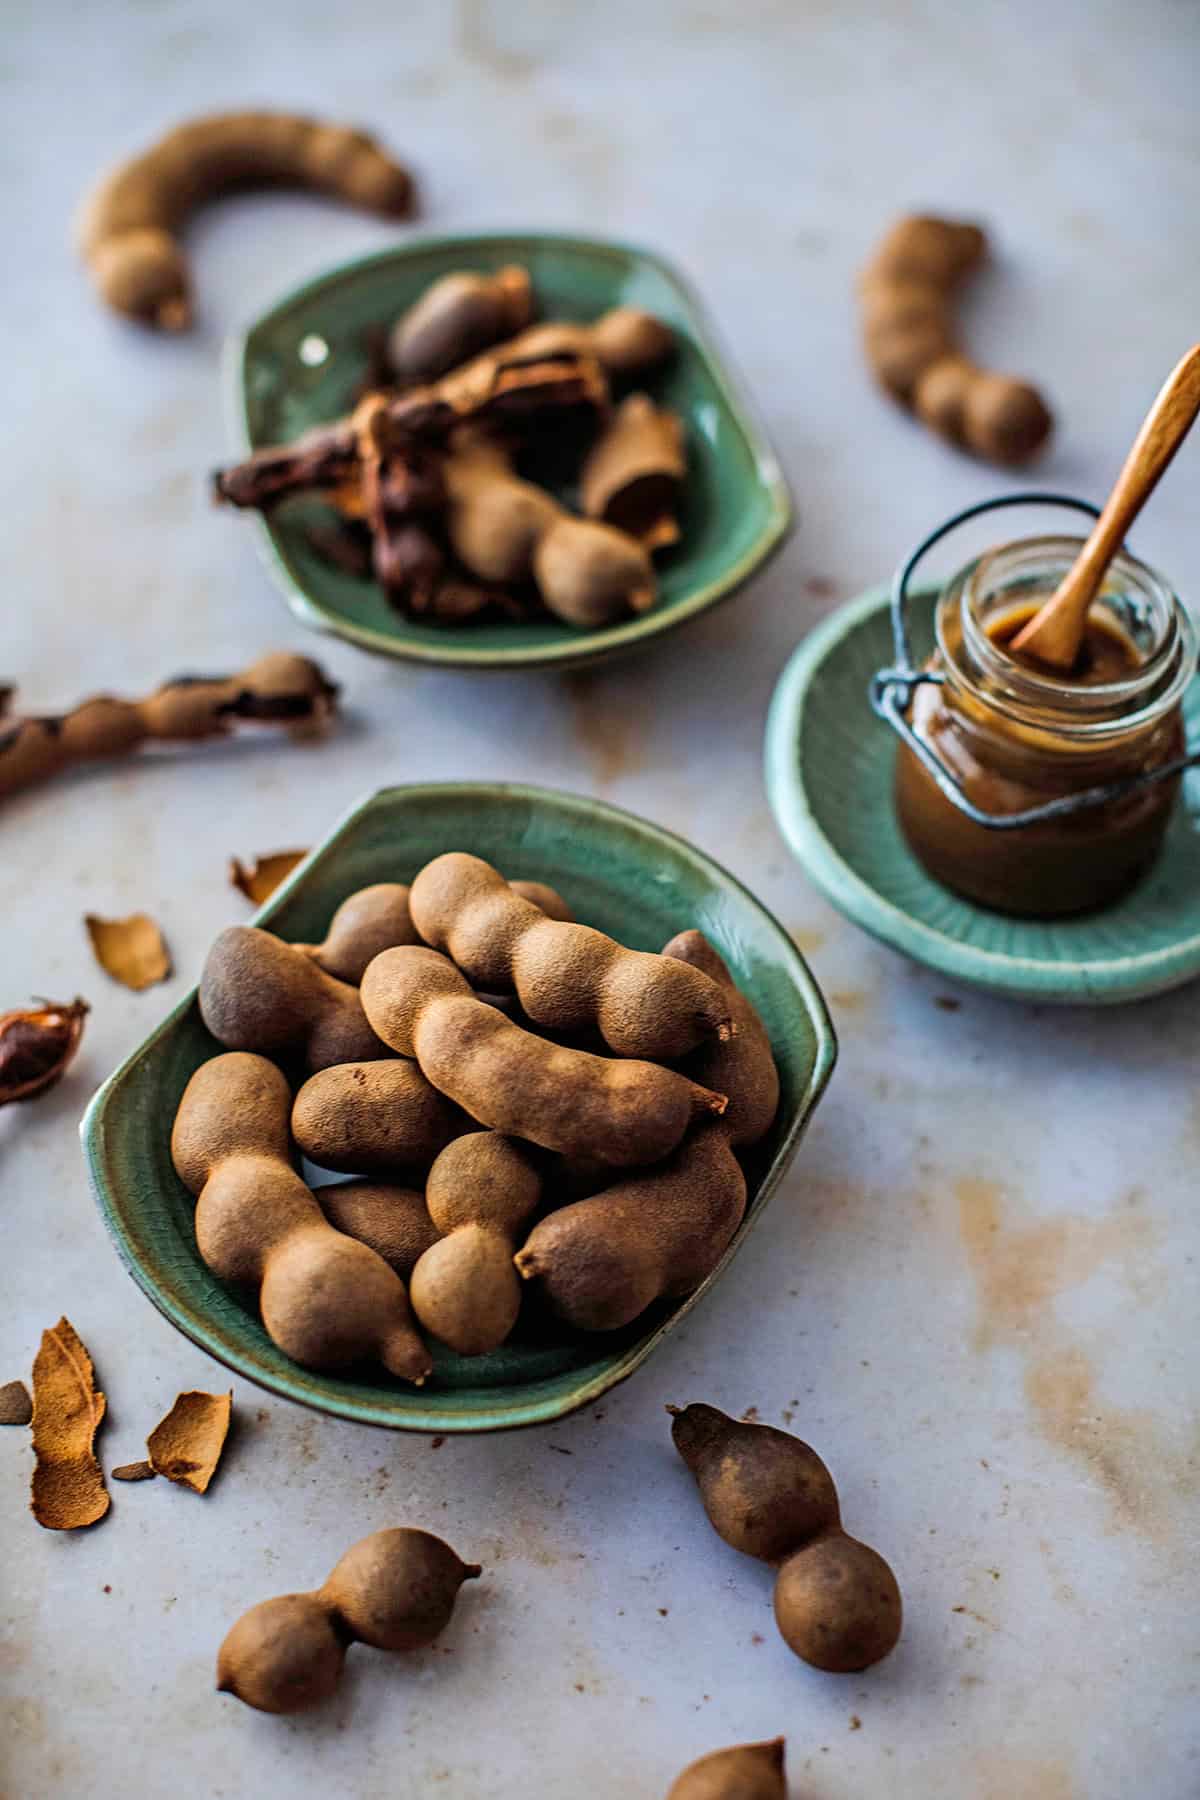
(859, 214, 1052, 464)
(315, 1181, 441, 1277)
(77, 111, 414, 330)
(669, 1403, 901, 1673)
(171, 1053, 430, 1382)
(217, 1527, 480, 1713)
(388, 265, 534, 382)
(361, 946, 725, 1165)
(410, 855, 730, 1057)
(580, 393, 687, 550)
(441, 437, 655, 627)
(0, 653, 337, 805)
(409, 1133, 542, 1354)
(199, 927, 386, 1073)
(292, 1059, 463, 1175)
(667, 1738, 787, 1799)
(514, 931, 778, 1330)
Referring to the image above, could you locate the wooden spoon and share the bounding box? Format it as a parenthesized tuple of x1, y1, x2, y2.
(1011, 343, 1200, 670)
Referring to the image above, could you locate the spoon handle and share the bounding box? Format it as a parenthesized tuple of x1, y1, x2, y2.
(1074, 343, 1200, 592)
(1013, 343, 1200, 664)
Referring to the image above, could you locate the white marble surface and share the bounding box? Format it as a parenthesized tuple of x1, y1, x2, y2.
(3, 3, 1199, 1796)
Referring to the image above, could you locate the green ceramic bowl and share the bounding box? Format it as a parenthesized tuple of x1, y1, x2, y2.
(82, 784, 835, 1431)
(226, 232, 790, 671)
(765, 585, 1200, 1005)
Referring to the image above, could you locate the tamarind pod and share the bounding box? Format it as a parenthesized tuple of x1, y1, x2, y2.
(0, 653, 337, 804)
(580, 393, 687, 549)
(212, 351, 608, 513)
(77, 111, 414, 330)
(388, 265, 534, 382)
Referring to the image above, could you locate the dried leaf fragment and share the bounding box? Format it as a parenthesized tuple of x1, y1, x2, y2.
(146, 1389, 232, 1493)
(229, 851, 308, 906)
(112, 1459, 156, 1482)
(85, 913, 172, 990)
(0, 1379, 33, 1424)
(0, 998, 88, 1105)
(30, 1318, 109, 1530)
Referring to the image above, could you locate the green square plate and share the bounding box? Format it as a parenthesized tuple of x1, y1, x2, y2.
(765, 585, 1200, 1004)
(81, 784, 835, 1431)
(226, 233, 791, 670)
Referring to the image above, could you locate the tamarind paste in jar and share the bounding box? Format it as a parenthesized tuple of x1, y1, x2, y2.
(894, 537, 1195, 916)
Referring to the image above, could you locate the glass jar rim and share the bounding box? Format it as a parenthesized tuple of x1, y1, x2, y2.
(936, 534, 1197, 740)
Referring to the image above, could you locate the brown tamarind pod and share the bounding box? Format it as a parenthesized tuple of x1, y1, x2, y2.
(580, 392, 687, 550)
(669, 1402, 901, 1674)
(667, 1738, 787, 1799)
(0, 653, 337, 805)
(77, 111, 414, 330)
(388, 265, 534, 382)
(859, 214, 1052, 465)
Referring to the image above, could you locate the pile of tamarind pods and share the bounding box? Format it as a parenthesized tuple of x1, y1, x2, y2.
(174, 854, 780, 1379)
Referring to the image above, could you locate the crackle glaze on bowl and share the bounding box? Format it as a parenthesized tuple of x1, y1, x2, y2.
(82, 784, 835, 1431)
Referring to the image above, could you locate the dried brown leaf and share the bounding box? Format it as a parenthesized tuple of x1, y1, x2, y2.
(30, 1318, 109, 1529)
(146, 1390, 232, 1493)
(85, 913, 172, 990)
(112, 1459, 156, 1482)
(228, 851, 308, 906)
(0, 1378, 32, 1425)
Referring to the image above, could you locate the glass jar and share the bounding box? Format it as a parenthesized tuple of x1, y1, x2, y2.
(894, 535, 1196, 916)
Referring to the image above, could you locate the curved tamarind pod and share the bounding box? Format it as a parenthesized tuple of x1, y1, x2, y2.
(0, 653, 337, 804)
(859, 214, 1052, 465)
(199, 927, 387, 1073)
(171, 1053, 431, 1382)
(514, 1124, 748, 1330)
(580, 393, 687, 550)
(77, 111, 414, 330)
(361, 946, 726, 1165)
(667, 1738, 787, 1800)
(410, 855, 726, 1055)
(514, 931, 778, 1330)
(388, 265, 534, 382)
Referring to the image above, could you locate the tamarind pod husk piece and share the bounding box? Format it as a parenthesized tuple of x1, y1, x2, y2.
(579, 393, 687, 550)
(230, 851, 309, 906)
(0, 654, 338, 804)
(77, 112, 414, 330)
(112, 1460, 156, 1481)
(212, 352, 606, 514)
(0, 998, 88, 1105)
(30, 1318, 109, 1530)
(146, 1389, 233, 1492)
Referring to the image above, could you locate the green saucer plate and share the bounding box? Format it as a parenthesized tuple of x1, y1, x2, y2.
(81, 784, 835, 1431)
(227, 233, 791, 671)
(765, 585, 1200, 1005)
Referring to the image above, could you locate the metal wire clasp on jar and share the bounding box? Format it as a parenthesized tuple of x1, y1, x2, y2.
(871, 494, 1199, 917)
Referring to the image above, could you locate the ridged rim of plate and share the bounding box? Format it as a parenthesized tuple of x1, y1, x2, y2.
(764, 585, 1200, 1005)
(225, 232, 793, 671)
(81, 782, 836, 1431)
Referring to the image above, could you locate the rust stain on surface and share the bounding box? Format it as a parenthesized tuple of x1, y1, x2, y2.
(563, 671, 645, 788)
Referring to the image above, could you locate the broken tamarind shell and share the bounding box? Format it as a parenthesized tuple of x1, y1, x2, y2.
(0, 998, 88, 1105)
(30, 1318, 109, 1531)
